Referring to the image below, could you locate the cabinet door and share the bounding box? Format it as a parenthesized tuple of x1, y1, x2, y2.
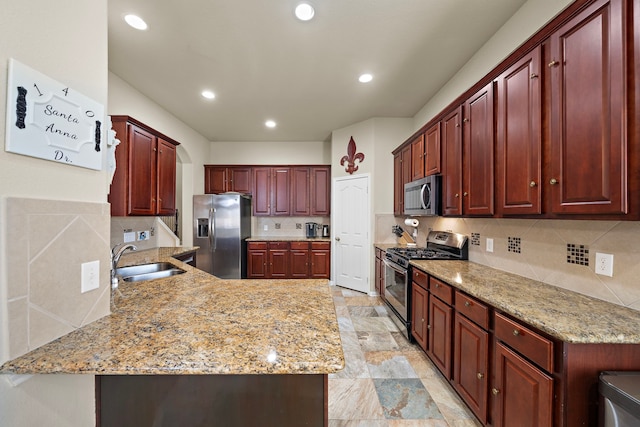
(453, 313, 489, 424)
(247, 248, 268, 278)
(291, 167, 311, 216)
(229, 167, 252, 194)
(269, 249, 289, 278)
(492, 341, 553, 427)
(411, 134, 425, 181)
(253, 167, 271, 215)
(424, 123, 441, 176)
(128, 125, 157, 215)
(393, 153, 403, 215)
(427, 296, 453, 379)
(442, 107, 463, 216)
(310, 167, 330, 216)
(290, 247, 310, 278)
(271, 168, 291, 216)
(411, 282, 428, 351)
(496, 47, 542, 215)
(205, 166, 228, 194)
(310, 249, 330, 279)
(156, 138, 176, 215)
(463, 82, 494, 216)
(548, 0, 626, 214)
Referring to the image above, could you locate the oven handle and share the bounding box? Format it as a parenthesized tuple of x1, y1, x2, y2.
(383, 259, 407, 275)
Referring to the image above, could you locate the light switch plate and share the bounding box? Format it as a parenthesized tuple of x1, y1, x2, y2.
(81, 260, 100, 293)
(486, 238, 494, 253)
(124, 231, 136, 243)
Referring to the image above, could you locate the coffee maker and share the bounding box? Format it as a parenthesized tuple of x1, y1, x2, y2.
(305, 222, 318, 238)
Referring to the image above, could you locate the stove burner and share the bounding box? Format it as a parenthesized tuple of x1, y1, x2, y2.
(385, 230, 469, 262)
(387, 247, 457, 260)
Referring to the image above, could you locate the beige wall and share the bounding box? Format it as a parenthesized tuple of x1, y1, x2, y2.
(0, 1, 109, 425)
(208, 140, 331, 165)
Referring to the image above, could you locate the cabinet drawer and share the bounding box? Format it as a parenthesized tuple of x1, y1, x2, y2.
(412, 268, 428, 290)
(248, 242, 267, 250)
(290, 241, 309, 250)
(494, 312, 554, 372)
(430, 278, 453, 305)
(455, 290, 489, 330)
(311, 241, 330, 250)
(268, 242, 289, 250)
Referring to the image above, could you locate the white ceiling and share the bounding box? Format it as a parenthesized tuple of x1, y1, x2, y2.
(108, 0, 527, 142)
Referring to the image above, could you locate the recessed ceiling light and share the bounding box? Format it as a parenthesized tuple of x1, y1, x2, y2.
(265, 120, 277, 128)
(295, 3, 315, 21)
(359, 73, 373, 83)
(124, 14, 148, 30)
(201, 90, 216, 100)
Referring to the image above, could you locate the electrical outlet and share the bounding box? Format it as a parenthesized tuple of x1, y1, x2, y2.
(137, 230, 149, 241)
(595, 252, 614, 277)
(264, 224, 268, 231)
(81, 260, 100, 293)
(486, 238, 494, 253)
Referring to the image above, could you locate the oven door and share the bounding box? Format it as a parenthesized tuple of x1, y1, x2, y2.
(383, 259, 408, 322)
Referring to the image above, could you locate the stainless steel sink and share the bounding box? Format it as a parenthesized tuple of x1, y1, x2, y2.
(115, 262, 186, 283)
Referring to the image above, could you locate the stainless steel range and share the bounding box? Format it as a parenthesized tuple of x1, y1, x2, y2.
(383, 230, 468, 340)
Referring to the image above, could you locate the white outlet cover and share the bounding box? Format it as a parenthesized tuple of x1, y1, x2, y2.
(81, 260, 100, 293)
(595, 252, 614, 277)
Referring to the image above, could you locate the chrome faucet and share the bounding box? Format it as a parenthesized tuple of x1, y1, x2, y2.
(111, 243, 137, 287)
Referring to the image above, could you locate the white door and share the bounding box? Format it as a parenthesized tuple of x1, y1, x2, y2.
(332, 174, 371, 294)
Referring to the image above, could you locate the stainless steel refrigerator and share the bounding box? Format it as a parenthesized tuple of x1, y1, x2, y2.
(193, 193, 252, 278)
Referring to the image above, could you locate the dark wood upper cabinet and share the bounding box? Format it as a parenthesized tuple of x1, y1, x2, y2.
(204, 166, 252, 194)
(463, 82, 494, 216)
(495, 46, 542, 215)
(291, 167, 311, 216)
(411, 134, 425, 181)
(548, 0, 626, 215)
(310, 166, 331, 216)
(252, 167, 271, 215)
(271, 168, 291, 216)
(424, 122, 441, 176)
(442, 106, 463, 216)
(109, 116, 179, 217)
(392, 145, 411, 216)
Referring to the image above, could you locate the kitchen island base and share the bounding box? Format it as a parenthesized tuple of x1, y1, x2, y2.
(96, 374, 327, 427)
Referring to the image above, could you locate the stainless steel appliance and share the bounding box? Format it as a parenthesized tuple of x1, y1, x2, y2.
(193, 193, 252, 279)
(305, 222, 318, 238)
(383, 230, 468, 339)
(322, 224, 330, 237)
(600, 371, 640, 426)
(404, 175, 441, 216)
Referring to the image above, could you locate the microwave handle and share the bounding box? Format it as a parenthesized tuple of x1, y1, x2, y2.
(420, 184, 431, 210)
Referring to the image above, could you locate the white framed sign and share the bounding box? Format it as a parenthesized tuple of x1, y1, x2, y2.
(5, 58, 104, 170)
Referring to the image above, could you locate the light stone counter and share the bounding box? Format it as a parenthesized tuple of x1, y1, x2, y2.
(0, 247, 344, 375)
(409, 259, 640, 344)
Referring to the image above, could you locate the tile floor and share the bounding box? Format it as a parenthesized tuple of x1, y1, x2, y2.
(328, 286, 482, 427)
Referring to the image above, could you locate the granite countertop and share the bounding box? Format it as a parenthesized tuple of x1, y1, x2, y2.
(0, 247, 344, 375)
(247, 236, 331, 242)
(408, 258, 640, 345)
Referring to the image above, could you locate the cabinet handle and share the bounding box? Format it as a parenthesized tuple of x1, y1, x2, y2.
(492, 388, 500, 395)
(427, 325, 431, 330)
(477, 373, 484, 379)
(513, 329, 521, 336)
(463, 118, 469, 123)
(421, 318, 425, 323)
(530, 73, 539, 79)
(464, 301, 471, 307)
(530, 181, 537, 187)
(434, 283, 440, 288)
(548, 60, 559, 67)
(455, 193, 459, 198)
(463, 192, 468, 196)
(550, 178, 558, 185)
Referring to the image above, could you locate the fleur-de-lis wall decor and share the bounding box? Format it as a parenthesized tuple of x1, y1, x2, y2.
(340, 136, 365, 174)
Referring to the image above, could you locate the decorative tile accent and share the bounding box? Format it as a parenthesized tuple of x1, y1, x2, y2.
(373, 378, 444, 420)
(567, 243, 589, 266)
(508, 237, 521, 253)
(470, 233, 481, 246)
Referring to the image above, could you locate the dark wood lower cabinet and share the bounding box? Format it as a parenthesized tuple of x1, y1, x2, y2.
(427, 296, 453, 379)
(96, 374, 327, 427)
(247, 241, 330, 279)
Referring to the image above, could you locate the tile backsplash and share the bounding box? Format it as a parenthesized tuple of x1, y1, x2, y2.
(252, 216, 329, 238)
(376, 214, 640, 311)
(4, 197, 111, 360)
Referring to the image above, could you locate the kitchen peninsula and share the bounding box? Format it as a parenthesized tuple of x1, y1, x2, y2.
(0, 247, 344, 426)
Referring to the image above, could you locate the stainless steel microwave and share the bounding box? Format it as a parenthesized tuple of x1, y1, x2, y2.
(404, 175, 440, 216)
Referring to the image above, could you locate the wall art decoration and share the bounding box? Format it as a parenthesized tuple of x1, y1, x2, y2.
(340, 136, 365, 174)
(5, 58, 104, 170)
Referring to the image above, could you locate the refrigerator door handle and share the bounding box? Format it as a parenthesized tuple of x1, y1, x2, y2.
(212, 208, 217, 251)
(209, 208, 214, 252)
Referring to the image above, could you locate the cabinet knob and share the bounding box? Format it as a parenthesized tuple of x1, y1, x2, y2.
(548, 60, 559, 68)
(421, 318, 425, 323)
(463, 118, 469, 123)
(464, 301, 471, 307)
(427, 325, 431, 330)
(456, 123, 461, 128)
(530, 73, 539, 79)
(463, 192, 468, 196)
(455, 193, 459, 198)
(477, 373, 484, 379)
(530, 181, 537, 187)
(434, 283, 440, 288)
(513, 329, 521, 336)
(550, 178, 558, 185)
(492, 388, 500, 395)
